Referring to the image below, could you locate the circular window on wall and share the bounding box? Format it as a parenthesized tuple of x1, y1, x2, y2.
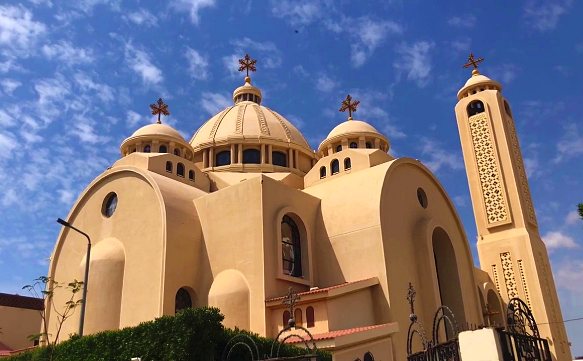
(102, 192, 118, 217)
(417, 188, 428, 209)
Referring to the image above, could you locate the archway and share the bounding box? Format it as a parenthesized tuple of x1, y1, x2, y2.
(486, 289, 504, 326)
(432, 228, 466, 324)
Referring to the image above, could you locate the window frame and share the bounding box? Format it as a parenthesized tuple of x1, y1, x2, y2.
(276, 209, 312, 286)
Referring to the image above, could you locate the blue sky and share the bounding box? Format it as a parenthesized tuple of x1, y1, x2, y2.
(1, 0, 582, 355)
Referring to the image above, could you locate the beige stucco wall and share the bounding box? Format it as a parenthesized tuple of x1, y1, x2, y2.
(0, 305, 40, 350)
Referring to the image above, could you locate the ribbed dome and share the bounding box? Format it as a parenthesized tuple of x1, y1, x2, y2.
(190, 102, 311, 152)
(319, 119, 389, 153)
(121, 122, 192, 158)
(457, 70, 502, 99)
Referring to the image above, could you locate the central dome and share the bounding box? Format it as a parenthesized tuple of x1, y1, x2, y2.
(190, 75, 315, 175)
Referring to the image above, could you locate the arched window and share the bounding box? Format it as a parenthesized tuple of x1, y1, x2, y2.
(272, 151, 287, 167)
(188, 170, 194, 180)
(344, 157, 351, 170)
(131, 148, 136, 153)
(177, 163, 185, 177)
(350, 142, 358, 148)
(143, 145, 151, 153)
(243, 149, 261, 164)
(174, 148, 181, 156)
(215, 150, 231, 166)
(365, 142, 372, 149)
(283, 310, 291, 327)
(331, 159, 339, 175)
(294, 308, 303, 327)
(319, 166, 326, 179)
(335, 144, 342, 152)
(364, 352, 374, 361)
(166, 161, 173, 173)
(175, 288, 192, 314)
(306, 306, 315, 328)
(159, 145, 167, 153)
(281, 215, 302, 277)
(467, 100, 485, 116)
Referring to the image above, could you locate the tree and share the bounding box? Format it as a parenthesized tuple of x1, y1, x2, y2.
(22, 276, 83, 361)
(578, 203, 583, 220)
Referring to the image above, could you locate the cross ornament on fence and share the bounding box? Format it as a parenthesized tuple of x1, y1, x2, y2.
(282, 287, 300, 328)
(150, 98, 170, 124)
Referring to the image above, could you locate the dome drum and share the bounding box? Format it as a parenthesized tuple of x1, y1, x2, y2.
(121, 123, 193, 160)
(318, 120, 389, 157)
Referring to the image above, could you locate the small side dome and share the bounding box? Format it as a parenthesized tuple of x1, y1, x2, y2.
(457, 69, 502, 100)
(121, 122, 193, 160)
(319, 119, 389, 156)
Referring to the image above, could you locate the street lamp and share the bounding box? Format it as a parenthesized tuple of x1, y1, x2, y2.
(56, 218, 91, 337)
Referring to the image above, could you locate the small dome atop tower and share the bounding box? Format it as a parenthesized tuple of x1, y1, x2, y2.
(457, 53, 501, 99)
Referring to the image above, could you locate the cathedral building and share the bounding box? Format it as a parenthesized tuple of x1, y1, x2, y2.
(45, 55, 571, 361)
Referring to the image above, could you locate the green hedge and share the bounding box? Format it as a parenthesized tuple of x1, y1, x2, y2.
(7, 307, 331, 361)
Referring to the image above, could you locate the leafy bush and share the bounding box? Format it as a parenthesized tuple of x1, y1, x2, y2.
(7, 307, 330, 361)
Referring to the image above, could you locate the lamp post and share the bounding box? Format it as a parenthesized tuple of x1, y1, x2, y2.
(56, 218, 91, 337)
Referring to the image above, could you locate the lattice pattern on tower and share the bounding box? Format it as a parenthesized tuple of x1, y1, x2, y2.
(504, 114, 537, 226)
(500, 252, 518, 298)
(517, 259, 532, 309)
(492, 264, 501, 294)
(469, 112, 510, 225)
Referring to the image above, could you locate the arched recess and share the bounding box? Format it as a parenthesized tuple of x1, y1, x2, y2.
(432, 227, 466, 324)
(175, 287, 193, 314)
(208, 270, 250, 330)
(82, 237, 125, 334)
(486, 289, 504, 326)
(477, 286, 486, 319)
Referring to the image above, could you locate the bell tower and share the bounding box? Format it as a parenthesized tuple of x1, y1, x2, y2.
(454, 54, 572, 360)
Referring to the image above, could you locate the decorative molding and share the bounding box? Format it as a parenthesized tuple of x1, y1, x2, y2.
(500, 252, 518, 298)
(504, 114, 537, 226)
(517, 259, 531, 309)
(268, 109, 292, 141)
(209, 107, 233, 139)
(469, 112, 511, 225)
(253, 105, 270, 135)
(235, 104, 247, 134)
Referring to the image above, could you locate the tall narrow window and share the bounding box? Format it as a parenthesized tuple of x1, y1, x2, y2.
(215, 150, 231, 166)
(166, 161, 173, 173)
(350, 142, 358, 148)
(174, 148, 181, 156)
(306, 306, 315, 328)
(188, 170, 194, 180)
(344, 157, 351, 170)
(159, 145, 168, 153)
(177, 163, 185, 177)
(272, 151, 287, 167)
(143, 145, 151, 153)
(335, 145, 342, 152)
(467, 100, 485, 116)
(243, 149, 261, 164)
(283, 310, 291, 327)
(319, 166, 326, 179)
(365, 142, 372, 149)
(331, 159, 339, 175)
(364, 352, 375, 361)
(281, 215, 302, 277)
(294, 308, 303, 327)
(175, 288, 192, 314)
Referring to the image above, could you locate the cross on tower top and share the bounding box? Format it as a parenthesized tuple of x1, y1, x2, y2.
(463, 53, 485, 75)
(339, 94, 360, 120)
(150, 98, 170, 124)
(238, 54, 257, 78)
(282, 287, 300, 328)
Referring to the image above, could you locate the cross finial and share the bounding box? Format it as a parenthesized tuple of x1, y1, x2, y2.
(238, 53, 257, 78)
(406, 282, 417, 322)
(463, 53, 484, 75)
(339, 94, 360, 120)
(282, 287, 300, 328)
(150, 98, 170, 124)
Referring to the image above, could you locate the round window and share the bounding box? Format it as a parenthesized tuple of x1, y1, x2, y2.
(417, 188, 428, 209)
(102, 192, 118, 217)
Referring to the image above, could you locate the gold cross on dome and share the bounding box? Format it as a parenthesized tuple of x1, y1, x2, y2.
(463, 53, 484, 70)
(339, 94, 360, 120)
(238, 54, 257, 77)
(150, 98, 170, 124)
(282, 287, 300, 327)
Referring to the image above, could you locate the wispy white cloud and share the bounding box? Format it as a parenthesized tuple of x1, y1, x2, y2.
(315, 73, 338, 93)
(489, 64, 520, 84)
(223, 38, 282, 78)
(0, 78, 21, 95)
(523, 0, 573, 32)
(124, 43, 163, 85)
(42, 41, 94, 65)
(554, 123, 583, 163)
(0, 109, 15, 127)
(70, 116, 110, 144)
(394, 41, 435, 88)
(542, 230, 579, 250)
(126, 110, 144, 128)
(447, 15, 476, 28)
(0, 131, 18, 157)
(201, 92, 231, 115)
(124, 8, 156, 26)
(347, 88, 405, 140)
(270, 0, 325, 27)
(0, 4, 46, 57)
(419, 137, 464, 173)
(565, 210, 581, 226)
(73, 72, 115, 103)
(555, 260, 583, 296)
(185, 47, 209, 80)
(170, 0, 215, 25)
(449, 37, 471, 54)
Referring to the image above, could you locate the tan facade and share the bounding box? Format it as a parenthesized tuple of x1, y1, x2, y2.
(0, 294, 42, 352)
(44, 70, 571, 360)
